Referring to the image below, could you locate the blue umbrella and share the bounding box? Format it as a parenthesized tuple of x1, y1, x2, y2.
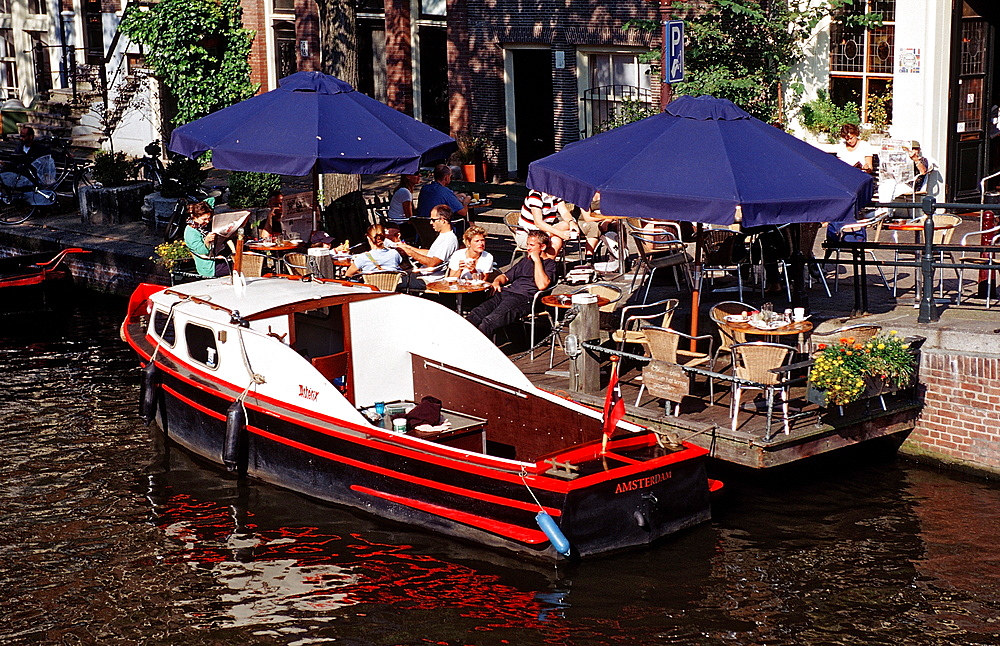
(526, 94, 873, 227)
(169, 71, 456, 176)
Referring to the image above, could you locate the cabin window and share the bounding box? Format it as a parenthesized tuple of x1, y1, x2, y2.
(185, 323, 220, 369)
(152, 309, 176, 346)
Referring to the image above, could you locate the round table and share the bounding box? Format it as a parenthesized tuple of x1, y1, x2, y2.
(425, 279, 491, 314)
(541, 294, 611, 310)
(725, 318, 813, 346)
(246, 241, 301, 253)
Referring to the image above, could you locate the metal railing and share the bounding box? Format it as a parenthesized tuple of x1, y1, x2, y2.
(825, 196, 1000, 322)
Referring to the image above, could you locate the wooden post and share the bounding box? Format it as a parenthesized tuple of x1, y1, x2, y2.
(569, 295, 600, 393)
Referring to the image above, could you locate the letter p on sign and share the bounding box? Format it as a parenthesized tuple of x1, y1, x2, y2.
(665, 20, 684, 84)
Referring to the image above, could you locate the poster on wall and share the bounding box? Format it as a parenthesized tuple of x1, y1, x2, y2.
(898, 48, 921, 74)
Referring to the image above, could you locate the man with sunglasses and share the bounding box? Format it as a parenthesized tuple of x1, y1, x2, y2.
(397, 204, 459, 284)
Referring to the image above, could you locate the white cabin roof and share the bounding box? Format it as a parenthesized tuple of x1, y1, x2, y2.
(154, 276, 384, 321)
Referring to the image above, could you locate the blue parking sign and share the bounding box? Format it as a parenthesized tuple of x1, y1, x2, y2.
(665, 20, 684, 84)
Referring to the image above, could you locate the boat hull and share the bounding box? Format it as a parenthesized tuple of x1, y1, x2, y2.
(152, 354, 711, 559)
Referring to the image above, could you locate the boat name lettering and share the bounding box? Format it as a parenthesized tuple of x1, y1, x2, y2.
(299, 385, 319, 401)
(615, 471, 671, 494)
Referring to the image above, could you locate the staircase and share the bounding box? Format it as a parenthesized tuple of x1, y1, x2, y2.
(23, 65, 104, 153)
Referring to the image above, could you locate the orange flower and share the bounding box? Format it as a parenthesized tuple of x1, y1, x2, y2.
(839, 337, 849, 345)
(847, 337, 856, 345)
(817, 343, 827, 350)
(854, 343, 863, 350)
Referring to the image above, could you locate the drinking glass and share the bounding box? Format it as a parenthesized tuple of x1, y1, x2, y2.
(374, 401, 386, 416)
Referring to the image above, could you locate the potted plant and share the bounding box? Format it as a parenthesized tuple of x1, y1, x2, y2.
(807, 331, 916, 407)
(80, 151, 154, 225)
(152, 239, 193, 271)
(451, 132, 493, 182)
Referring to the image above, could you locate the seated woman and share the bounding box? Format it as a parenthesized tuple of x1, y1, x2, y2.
(183, 201, 229, 277)
(386, 173, 420, 242)
(447, 225, 494, 280)
(344, 224, 404, 278)
(257, 191, 283, 240)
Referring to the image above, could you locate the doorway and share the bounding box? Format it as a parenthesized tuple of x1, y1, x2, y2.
(511, 48, 554, 179)
(948, 0, 1000, 200)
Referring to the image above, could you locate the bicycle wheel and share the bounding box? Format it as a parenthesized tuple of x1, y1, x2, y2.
(0, 194, 36, 225)
(163, 199, 188, 242)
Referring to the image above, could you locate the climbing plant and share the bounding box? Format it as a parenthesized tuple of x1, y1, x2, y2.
(625, 1, 882, 124)
(120, 0, 257, 126)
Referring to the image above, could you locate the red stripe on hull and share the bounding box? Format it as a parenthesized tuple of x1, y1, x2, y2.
(251, 426, 563, 517)
(351, 485, 549, 545)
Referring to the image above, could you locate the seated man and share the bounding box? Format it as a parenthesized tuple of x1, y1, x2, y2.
(466, 230, 557, 339)
(415, 164, 471, 220)
(396, 204, 459, 283)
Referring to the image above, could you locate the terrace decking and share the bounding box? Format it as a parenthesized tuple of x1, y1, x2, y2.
(510, 346, 920, 469)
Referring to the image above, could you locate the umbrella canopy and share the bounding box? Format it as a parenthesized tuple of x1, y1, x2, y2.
(526, 95, 873, 227)
(169, 71, 456, 176)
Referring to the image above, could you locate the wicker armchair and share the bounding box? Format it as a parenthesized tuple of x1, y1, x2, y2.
(361, 270, 405, 292)
(730, 342, 796, 439)
(610, 298, 679, 351)
(708, 300, 754, 370)
(809, 324, 882, 352)
(636, 326, 715, 413)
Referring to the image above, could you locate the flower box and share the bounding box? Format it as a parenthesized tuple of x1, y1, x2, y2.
(806, 332, 918, 407)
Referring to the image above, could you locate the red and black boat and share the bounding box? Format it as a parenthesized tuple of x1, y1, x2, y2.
(122, 275, 719, 559)
(0, 247, 89, 311)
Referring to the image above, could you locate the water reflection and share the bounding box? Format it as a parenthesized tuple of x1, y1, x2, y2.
(3, 297, 1000, 645)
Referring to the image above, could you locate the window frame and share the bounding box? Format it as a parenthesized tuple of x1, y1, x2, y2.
(828, 0, 895, 125)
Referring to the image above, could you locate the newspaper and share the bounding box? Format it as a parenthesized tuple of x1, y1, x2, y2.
(211, 210, 251, 239)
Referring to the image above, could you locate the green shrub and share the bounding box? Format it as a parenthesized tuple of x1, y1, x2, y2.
(91, 151, 139, 187)
(228, 171, 281, 208)
(160, 157, 208, 198)
(799, 90, 860, 142)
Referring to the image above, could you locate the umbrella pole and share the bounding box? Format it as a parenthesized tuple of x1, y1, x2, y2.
(689, 223, 704, 352)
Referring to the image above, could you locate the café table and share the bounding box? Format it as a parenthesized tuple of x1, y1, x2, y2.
(724, 317, 814, 349)
(424, 278, 491, 315)
(540, 293, 612, 368)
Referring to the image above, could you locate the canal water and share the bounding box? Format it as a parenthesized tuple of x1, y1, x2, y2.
(2, 296, 1000, 646)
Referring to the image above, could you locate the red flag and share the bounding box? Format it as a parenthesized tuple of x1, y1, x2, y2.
(602, 358, 625, 452)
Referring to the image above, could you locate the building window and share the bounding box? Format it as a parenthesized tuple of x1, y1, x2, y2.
(28, 0, 47, 14)
(274, 21, 297, 82)
(0, 29, 16, 99)
(579, 52, 653, 138)
(420, 0, 445, 19)
(0, 0, 10, 14)
(272, 0, 293, 13)
(829, 0, 895, 125)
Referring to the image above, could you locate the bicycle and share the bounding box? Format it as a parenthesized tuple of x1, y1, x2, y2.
(136, 140, 166, 190)
(39, 138, 96, 203)
(0, 164, 57, 225)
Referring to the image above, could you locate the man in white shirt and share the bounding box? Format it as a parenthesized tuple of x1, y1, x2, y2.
(397, 204, 459, 284)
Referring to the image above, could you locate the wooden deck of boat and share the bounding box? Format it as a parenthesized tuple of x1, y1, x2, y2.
(506, 340, 919, 469)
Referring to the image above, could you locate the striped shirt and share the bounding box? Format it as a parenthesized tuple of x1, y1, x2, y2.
(519, 190, 564, 229)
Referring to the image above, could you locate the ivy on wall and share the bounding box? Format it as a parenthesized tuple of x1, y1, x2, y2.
(120, 0, 257, 126)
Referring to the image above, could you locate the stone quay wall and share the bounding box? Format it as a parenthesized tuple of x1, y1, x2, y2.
(904, 350, 1000, 477)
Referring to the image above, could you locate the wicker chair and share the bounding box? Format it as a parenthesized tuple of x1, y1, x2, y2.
(891, 213, 963, 298)
(810, 324, 882, 352)
(730, 342, 795, 438)
(700, 228, 745, 302)
(282, 252, 311, 276)
(239, 251, 267, 278)
(628, 230, 689, 303)
(610, 298, 679, 351)
(708, 300, 754, 370)
(361, 270, 405, 292)
(635, 326, 715, 412)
